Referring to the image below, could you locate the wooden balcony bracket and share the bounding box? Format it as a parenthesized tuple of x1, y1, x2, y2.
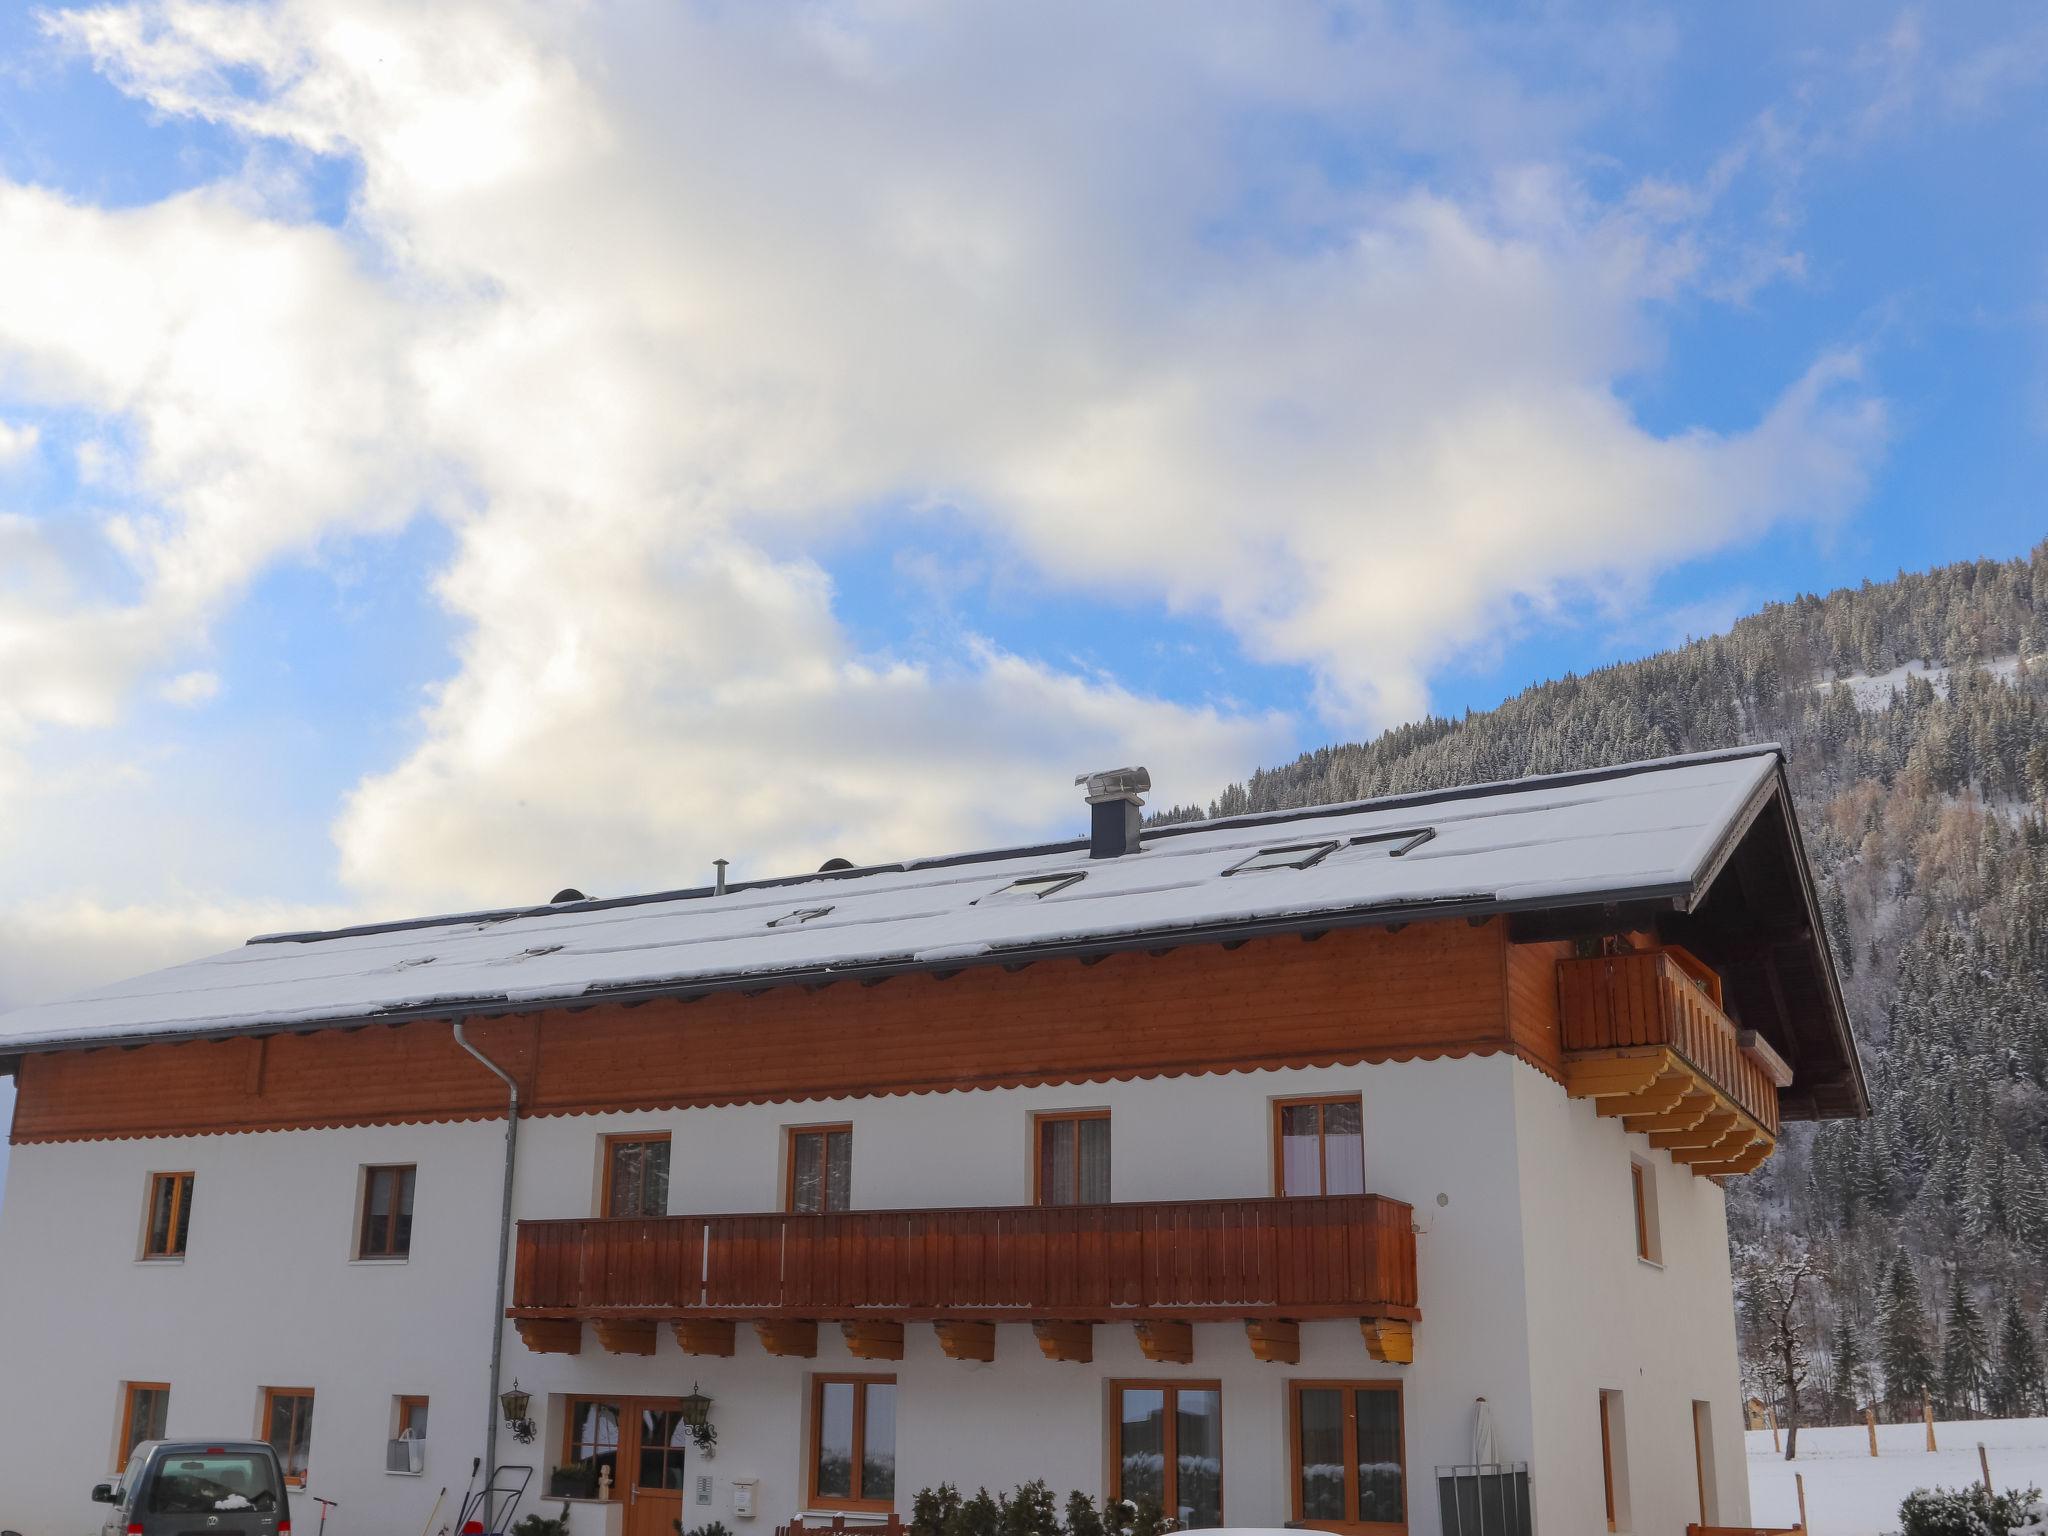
(1032, 1321, 1093, 1363)
(755, 1319, 819, 1358)
(842, 1321, 906, 1361)
(934, 1320, 996, 1362)
(593, 1319, 658, 1356)
(672, 1319, 737, 1357)
(1623, 1091, 1717, 1135)
(515, 1318, 583, 1356)
(1595, 1070, 1693, 1121)
(1135, 1320, 1194, 1365)
(1361, 1317, 1413, 1365)
(1245, 1319, 1301, 1365)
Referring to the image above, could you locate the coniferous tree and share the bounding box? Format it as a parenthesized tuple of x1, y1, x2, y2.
(1879, 1255, 1935, 1421)
(1939, 1276, 1991, 1418)
(1988, 1295, 2046, 1418)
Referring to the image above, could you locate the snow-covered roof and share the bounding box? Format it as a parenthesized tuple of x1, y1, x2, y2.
(0, 746, 1789, 1055)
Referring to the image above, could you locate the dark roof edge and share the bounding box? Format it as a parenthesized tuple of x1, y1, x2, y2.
(4, 880, 1700, 1059)
(251, 744, 1785, 948)
(1764, 761, 1872, 1117)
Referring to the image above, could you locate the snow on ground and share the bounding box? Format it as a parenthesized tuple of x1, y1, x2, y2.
(1747, 1417, 2048, 1534)
(1817, 654, 2024, 711)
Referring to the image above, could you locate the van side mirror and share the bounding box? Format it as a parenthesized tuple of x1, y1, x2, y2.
(89, 1484, 117, 1504)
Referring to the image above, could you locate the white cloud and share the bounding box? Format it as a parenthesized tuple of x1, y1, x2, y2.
(0, 420, 38, 467)
(159, 670, 220, 705)
(0, 0, 1895, 918)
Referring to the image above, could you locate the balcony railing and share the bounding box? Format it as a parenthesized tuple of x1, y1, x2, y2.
(1557, 950, 1780, 1136)
(510, 1194, 1417, 1324)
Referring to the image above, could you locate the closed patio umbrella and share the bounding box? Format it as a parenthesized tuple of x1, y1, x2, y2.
(1472, 1396, 1499, 1467)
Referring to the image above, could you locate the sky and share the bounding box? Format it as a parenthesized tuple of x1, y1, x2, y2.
(0, 2, 2046, 1166)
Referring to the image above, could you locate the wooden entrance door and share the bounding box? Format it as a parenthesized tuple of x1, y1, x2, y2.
(623, 1398, 689, 1536)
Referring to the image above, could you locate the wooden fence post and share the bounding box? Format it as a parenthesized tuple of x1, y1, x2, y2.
(1980, 1442, 1993, 1494)
(1796, 1470, 1808, 1531)
(1866, 1406, 1879, 1457)
(1923, 1388, 1937, 1452)
(1769, 1404, 1781, 1453)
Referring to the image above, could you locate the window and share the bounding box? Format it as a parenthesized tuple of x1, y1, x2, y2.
(788, 1125, 852, 1213)
(358, 1165, 416, 1259)
(1290, 1382, 1404, 1531)
(1111, 1382, 1222, 1529)
(143, 1172, 194, 1259)
(262, 1387, 315, 1486)
(635, 1405, 692, 1492)
(389, 1396, 429, 1474)
(1033, 1111, 1110, 1205)
(980, 872, 1085, 902)
(810, 1375, 896, 1509)
(1275, 1096, 1365, 1197)
(603, 1134, 672, 1218)
(1597, 1390, 1628, 1533)
(1225, 841, 1339, 874)
(1630, 1158, 1661, 1265)
(118, 1382, 170, 1467)
(559, 1398, 622, 1499)
(1347, 828, 1434, 857)
(146, 1451, 279, 1515)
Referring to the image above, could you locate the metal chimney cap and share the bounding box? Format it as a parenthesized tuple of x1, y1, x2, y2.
(1075, 766, 1151, 804)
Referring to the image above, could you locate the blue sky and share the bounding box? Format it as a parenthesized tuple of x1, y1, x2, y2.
(0, 2, 2046, 1170)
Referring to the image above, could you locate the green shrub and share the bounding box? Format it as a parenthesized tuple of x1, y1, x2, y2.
(1898, 1484, 2043, 1536)
(511, 1509, 572, 1536)
(1062, 1492, 1104, 1536)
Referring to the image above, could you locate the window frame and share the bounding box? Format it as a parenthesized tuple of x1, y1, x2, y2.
(356, 1164, 417, 1260)
(1108, 1379, 1225, 1530)
(1286, 1379, 1406, 1533)
(142, 1172, 195, 1260)
(1272, 1095, 1365, 1198)
(1031, 1109, 1111, 1206)
(561, 1396, 625, 1501)
(397, 1395, 429, 1440)
(116, 1381, 171, 1470)
(1629, 1157, 1661, 1266)
(807, 1373, 897, 1511)
(601, 1133, 673, 1219)
(261, 1386, 316, 1488)
(786, 1123, 854, 1214)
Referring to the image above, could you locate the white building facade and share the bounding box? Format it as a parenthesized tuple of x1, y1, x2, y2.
(0, 749, 1865, 1536)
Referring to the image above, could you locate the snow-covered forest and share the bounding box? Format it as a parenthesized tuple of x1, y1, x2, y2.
(1161, 545, 2048, 1428)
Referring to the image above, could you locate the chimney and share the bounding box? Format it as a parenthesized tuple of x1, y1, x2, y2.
(1075, 766, 1150, 858)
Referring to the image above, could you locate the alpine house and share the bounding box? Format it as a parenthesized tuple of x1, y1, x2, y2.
(0, 745, 1865, 1536)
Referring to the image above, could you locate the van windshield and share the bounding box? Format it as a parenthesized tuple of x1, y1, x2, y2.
(147, 1453, 279, 1514)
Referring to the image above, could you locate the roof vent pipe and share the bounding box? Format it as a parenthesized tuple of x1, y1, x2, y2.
(714, 858, 729, 896)
(1076, 766, 1150, 858)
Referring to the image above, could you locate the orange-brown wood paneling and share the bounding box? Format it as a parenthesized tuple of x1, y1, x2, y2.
(13, 918, 1555, 1143)
(1503, 937, 1570, 1078)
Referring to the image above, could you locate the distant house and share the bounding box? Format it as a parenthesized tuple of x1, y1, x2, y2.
(1747, 1396, 1770, 1431)
(0, 746, 1865, 1536)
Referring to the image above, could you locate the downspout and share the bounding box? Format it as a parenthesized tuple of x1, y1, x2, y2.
(454, 1021, 520, 1503)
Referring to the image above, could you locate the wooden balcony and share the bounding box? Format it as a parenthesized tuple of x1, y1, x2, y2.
(1557, 949, 1782, 1177)
(509, 1194, 1418, 1366)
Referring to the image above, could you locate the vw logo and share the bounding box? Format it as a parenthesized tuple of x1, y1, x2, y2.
(207, 1520, 219, 1528)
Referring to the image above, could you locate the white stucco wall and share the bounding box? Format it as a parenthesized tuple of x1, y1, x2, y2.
(1510, 1064, 1749, 1535)
(0, 1054, 1746, 1536)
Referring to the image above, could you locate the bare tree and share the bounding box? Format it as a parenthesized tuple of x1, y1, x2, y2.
(1740, 1242, 1820, 1460)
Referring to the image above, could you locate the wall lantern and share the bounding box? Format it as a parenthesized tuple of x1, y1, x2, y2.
(500, 1378, 537, 1445)
(681, 1382, 717, 1456)
(680, 1383, 713, 1428)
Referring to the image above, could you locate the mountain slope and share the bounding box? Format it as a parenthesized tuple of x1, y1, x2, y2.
(1167, 546, 2048, 1422)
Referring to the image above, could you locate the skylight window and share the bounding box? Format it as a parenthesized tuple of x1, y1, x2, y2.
(1224, 840, 1340, 874)
(1349, 827, 1435, 857)
(767, 906, 835, 928)
(978, 872, 1085, 903)
(490, 943, 565, 965)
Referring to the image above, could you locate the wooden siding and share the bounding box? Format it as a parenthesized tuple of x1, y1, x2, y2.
(510, 1194, 1419, 1324)
(10, 919, 1562, 1143)
(1557, 951, 1779, 1136)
